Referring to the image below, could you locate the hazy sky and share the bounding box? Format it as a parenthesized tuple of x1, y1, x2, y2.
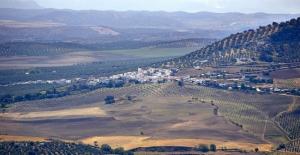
(34, 0, 300, 13)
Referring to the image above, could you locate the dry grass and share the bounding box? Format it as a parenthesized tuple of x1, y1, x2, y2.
(0, 135, 47, 142)
(0, 135, 272, 153)
(0, 107, 106, 120)
(81, 136, 273, 152)
(134, 152, 263, 155)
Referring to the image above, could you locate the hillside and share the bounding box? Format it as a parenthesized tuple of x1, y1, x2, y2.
(151, 38, 217, 49)
(160, 17, 300, 68)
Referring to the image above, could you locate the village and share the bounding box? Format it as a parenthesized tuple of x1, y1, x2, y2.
(3, 66, 299, 99)
(85, 67, 300, 96)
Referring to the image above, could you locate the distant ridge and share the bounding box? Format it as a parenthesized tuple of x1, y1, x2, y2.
(0, 0, 42, 9)
(159, 17, 300, 68)
(0, 8, 298, 31)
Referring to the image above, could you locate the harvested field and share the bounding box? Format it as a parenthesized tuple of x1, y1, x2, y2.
(134, 152, 263, 155)
(0, 107, 106, 120)
(81, 136, 273, 152)
(0, 135, 47, 142)
(0, 83, 294, 151)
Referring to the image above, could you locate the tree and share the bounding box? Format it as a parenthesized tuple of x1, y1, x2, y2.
(272, 22, 279, 26)
(178, 80, 184, 87)
(277, 144, 286, 150)
(24, 94, 33, 100)
(255, 148, 259, 152)
(196, 144, 209, 152)
(101, 144, 112, 153)
(1, 94, 13, 103)
(104, 96, 115, 104)
(28, 151, 36, 155)
(93, 141, 98, 147)
(210, 144, 217, 152)
(259, 53, 273, 62)
(123, 151, 134, 155)
(213, 108, 218, 115)
(1, 103, 6, 109)
(127, 95, 133, 101)
(240, 83, 246, 90)
(114, 147, 125, 154)
(14, 96, 24, 102)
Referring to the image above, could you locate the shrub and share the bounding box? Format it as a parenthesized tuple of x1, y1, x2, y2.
(101, 144, 113, 153)
(210, 144, 217, 152)
(276, 144, 286, 150)
(105, 96, 115, 104)
(196, 144, 209, 152)
(114, 147, 125, 154)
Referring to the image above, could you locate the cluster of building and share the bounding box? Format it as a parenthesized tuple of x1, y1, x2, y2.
(1, 78, 74, 87)
(87, 68, 178, 86)
(111, 68, 176, 83)
(6, 68, 177, 87)
(183, 69, 300, 96)
(9, 67, 300, 96)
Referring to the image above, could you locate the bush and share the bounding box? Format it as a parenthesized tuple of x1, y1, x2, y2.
(196, 144, 209, 152)
(277, 144, 286, 150)
(105, 96, 115, 104)
(210, 144, 217, 152)
(259, 53, 273, 62)
(101, 144, 113, 153)
(114, 147, 125, 154)
(178, 80, 184, 87)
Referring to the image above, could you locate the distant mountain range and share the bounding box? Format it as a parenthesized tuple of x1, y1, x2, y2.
(0, 0, 42, 9)
(0, 8, 299, 43)
(0, 8, 298, 31)
(159, 17, 300, 68)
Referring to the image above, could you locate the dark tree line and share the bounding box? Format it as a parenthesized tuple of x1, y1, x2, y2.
(0, 80, 126, 106)
(0, 141, 133, 155)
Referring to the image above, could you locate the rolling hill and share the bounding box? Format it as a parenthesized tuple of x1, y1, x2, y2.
(0, 8, 299, 43)
(0, 8, 298, 31)
(160, 17, 300, 68)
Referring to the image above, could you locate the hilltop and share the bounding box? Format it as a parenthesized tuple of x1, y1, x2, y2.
(160, 17, 300, 68)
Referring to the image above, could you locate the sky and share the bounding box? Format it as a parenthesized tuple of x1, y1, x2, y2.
(34, 0, 300, 14)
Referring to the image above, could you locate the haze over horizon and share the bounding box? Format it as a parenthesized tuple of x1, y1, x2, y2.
(32, 0, 300, 14)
